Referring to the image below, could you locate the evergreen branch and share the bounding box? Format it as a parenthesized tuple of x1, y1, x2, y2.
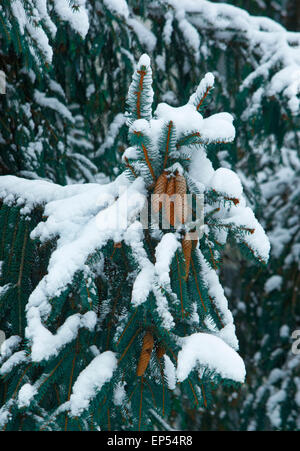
(196, 85, 212, 111)
(116, 309, 138, 347)
(188, 379, 199, 406)
(200, 383, 207, 408)
(144, 378, 157, 409)
(208, 296, 224, 329)
(176, 132, 201, 149)
(135, 70, 146, 119)
(209, 222, 255, 235)
(2, 364, 32, 431)
(149, 409, 175, 431)
(163, 121, 173, 170)
(124, 157, 138, 178)
(118, 328, 141, 364)
(207, 242, 218, 270)
(175, 254, 185, 320)
(141, 142, 156, 182)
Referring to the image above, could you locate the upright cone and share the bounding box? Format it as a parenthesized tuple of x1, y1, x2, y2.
(175, 174, 186, 196)
(152, 172, 168, 213)
(175, 173, 188, 224)
(182, 234, 192, 281)
(165, 177, 175, 226)
(137, 332, 154, 376)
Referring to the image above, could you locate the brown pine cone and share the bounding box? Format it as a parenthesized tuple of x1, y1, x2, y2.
(175, 174, 187, 196)
(175, 174, 187, 224)
(136, 332, 154, 376)
(182, 234, 192, 281)
(165, 177, 175, 227)
(152, 172, 168, 213)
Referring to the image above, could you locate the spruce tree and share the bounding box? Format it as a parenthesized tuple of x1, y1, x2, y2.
(0, 0, 299, 432)
(0, 54, 269, 431)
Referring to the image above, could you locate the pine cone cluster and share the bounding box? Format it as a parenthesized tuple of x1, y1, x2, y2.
(152, 171, 188, 227)
(152, 171, 193, 280)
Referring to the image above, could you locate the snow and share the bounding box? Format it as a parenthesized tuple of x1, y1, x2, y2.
(81, 311, 97, 330)
(149, 409, 176, 431)
(0, 174, 148, 362)
(279, 325, 289, 339)
(11, 0, 53, 63)
(223, 205, 270, 262)
(94, 179, 146, 237)
(103, 0, 129, 19)
(152, 284, 175, 331)
(155, 103, 203, 138)
(89, 345, 100, 357)
(189, 72, 214, 107)
(53, 0, 89, 39)
(124, 226, 175, 330)
(266, 389, 286, 428)
(0, 408, 11, 428)
(265, 275, 283, 293)
(155, 234, 180, 287)
(34, 90, 74, 123)
(18, 384, 37, 408)
(177, 333, 246, 383)
(209, 167, 243, 200)
(189, 147, 214, 186)
(156, 54, 166, 72)
(0, 351, 27, 376)
(131, 263, 154, 307)
(11, 0, 27, 34)
(163, 355, 176, 390)
(36, 0, 57, 37)
(0, 336, 21, 360)
(124, 222, 175, 330)
(201, 113, 235, 144)
(69, 351, 117, 416)
(0, 176, 109, 213)
(163, 11, 174, 46)
(113, 382, 127, 406)
(125, 223, 176, 327)
(49, 80, 65, 98)
(26, 310, 97, 362)
(155, 104, 234, 144)
(138, 54, 151, 69)
(122, 146, 138, 161)
(197, 250, 239, 350)
(175, 8, 200, 61)
(127, 19, 157, 52)
(130, 119, 150, 135)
